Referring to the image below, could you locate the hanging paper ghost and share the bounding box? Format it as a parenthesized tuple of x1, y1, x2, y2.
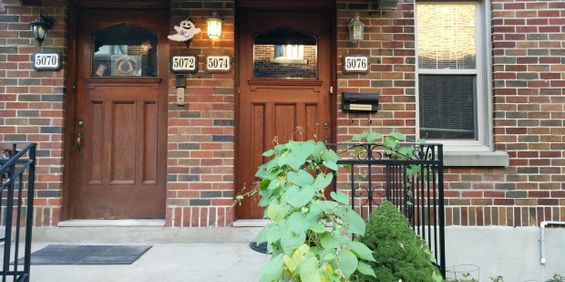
(168, 19, 201, 47)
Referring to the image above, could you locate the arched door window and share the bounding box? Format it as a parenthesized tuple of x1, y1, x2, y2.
(253, 27, 317, 79)
(92, 24, 158, 77)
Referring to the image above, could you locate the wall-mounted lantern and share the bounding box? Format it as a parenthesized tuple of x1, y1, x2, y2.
(348, 13, 365, 44)
(30, 11, 54, 47)
(207, 11, 223, 40)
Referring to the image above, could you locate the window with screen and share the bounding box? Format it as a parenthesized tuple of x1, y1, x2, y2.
(416, 2, 489, 147)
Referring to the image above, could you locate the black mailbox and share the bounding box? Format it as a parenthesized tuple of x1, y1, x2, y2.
(342, 92, 379, 112)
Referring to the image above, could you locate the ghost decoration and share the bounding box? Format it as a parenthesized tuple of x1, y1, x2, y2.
(168, 19, 201, 47)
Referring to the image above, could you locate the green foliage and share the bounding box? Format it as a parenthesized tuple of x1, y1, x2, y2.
(350, 131, 421, 177)
(445, 274, 478, 282)
(547, 274, 565, 282)
(255, 140, 375, 282)
(354, 201, 441, 282)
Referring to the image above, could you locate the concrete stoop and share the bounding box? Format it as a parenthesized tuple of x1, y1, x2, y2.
(34, 224, 262, 244)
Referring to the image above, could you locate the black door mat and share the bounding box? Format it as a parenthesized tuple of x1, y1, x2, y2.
(249, 241, 268, 254)
(19, 244, 152, 265)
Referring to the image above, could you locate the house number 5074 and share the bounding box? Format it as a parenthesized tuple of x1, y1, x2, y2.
(206, 56, 231, 72)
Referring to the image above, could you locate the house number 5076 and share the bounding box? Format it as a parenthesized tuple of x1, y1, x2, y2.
(343, 55, 369, 73)
(206, 56, 231, 72)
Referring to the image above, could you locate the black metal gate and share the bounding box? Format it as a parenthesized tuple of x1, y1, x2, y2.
(0, 143, 36, 282)
(331, 143, 445, 276)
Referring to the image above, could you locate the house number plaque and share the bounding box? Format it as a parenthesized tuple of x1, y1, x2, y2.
(32, 51, 62, 71)
(343, 55, 369, 74)
(170, 55, 198, 74)
(206, 56, 231, 72)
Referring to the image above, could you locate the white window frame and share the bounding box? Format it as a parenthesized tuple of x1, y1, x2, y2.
(415, 0, 493, 152)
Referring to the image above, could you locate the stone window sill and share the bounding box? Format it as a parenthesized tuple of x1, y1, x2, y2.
(443, 151, 509, 167)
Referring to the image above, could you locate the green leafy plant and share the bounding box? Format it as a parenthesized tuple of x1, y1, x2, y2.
(349, 131, 422, 176)
(348, 131, 424, 210)
(547, 274, 565, 282)
(490, 275, 504, 282)
(354, 201, 442, 282)
(254, 140, 376, 282)
(445, 273, 478, 282)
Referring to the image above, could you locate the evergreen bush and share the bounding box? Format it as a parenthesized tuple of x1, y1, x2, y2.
(355, 201, 442, 282)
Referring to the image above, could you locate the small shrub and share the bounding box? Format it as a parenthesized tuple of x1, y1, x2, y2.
(355, 201, 441, 282)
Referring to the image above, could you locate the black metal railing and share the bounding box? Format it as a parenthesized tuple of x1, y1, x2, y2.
(331, 143, 445, 277)
(0, 143, 36, 282)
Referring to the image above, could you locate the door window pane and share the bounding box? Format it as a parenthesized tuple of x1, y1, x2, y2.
(419, 75, 477, 139)
(92, 24, 158, 77)
(417, 4, 477, 69)
(253, 28, 317, 79)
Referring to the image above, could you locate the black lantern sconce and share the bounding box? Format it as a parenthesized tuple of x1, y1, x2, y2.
(30, 11, 54, 47)
(348, 13, 365, 44)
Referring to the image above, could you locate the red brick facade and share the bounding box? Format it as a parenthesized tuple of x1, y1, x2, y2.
(0, 2, 66, 226)
(1, 0, 564, 227)
(166, 0, 235, 227)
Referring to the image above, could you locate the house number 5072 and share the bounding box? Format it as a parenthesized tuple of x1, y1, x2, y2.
(206, 56, 231, 72)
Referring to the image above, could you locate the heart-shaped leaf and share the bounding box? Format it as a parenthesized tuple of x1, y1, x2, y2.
(337, 250, 358, 278)
(330, 191, 350, 205)
(284, 185, 316, 208)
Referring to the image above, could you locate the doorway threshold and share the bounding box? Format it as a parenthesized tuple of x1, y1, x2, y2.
(58, 219, 165, 227)
(232, 219, 270, 227)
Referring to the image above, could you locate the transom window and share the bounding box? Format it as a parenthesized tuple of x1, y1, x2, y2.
(416, 1, 491, 149)
(92, 24, 158, 77)
(253, 27, 317, 79)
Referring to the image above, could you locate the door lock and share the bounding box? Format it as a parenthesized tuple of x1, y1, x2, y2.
(323, 121, 330, 143)
(76, 132, 84, 154)
(76, 120, 85, 154)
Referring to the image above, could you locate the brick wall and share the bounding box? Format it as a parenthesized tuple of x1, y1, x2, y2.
(2, 0, 564, 227)
(337, 0, 565, 226)
(166, 0, 235, 227)
(337, 0, 416, 140)
(0, 2, 66, 226)
(487, 0, 565, 225)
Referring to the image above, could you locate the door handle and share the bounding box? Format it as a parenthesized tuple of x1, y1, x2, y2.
(76, 132, 84, 154)
(323, 121, 329, 143)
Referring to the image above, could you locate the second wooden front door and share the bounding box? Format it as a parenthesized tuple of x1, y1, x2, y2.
(236, 7, 334, 219)
(69, 8, 168, 219)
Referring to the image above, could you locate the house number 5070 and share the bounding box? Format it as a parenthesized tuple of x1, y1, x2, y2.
(206, 56, 231, 72)
(32, 52, 62, 71)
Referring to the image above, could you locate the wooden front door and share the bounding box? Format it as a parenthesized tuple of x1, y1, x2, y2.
(236, 8, 334, 219)
(69, 9, 168, 219)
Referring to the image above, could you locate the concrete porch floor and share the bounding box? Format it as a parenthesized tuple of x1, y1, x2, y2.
(28, 242, 269, 282)
(13, 227, 270, 282)
(6, 226, 565, 281)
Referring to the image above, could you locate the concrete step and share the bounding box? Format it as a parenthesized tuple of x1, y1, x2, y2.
(33, 226, 262, 244)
